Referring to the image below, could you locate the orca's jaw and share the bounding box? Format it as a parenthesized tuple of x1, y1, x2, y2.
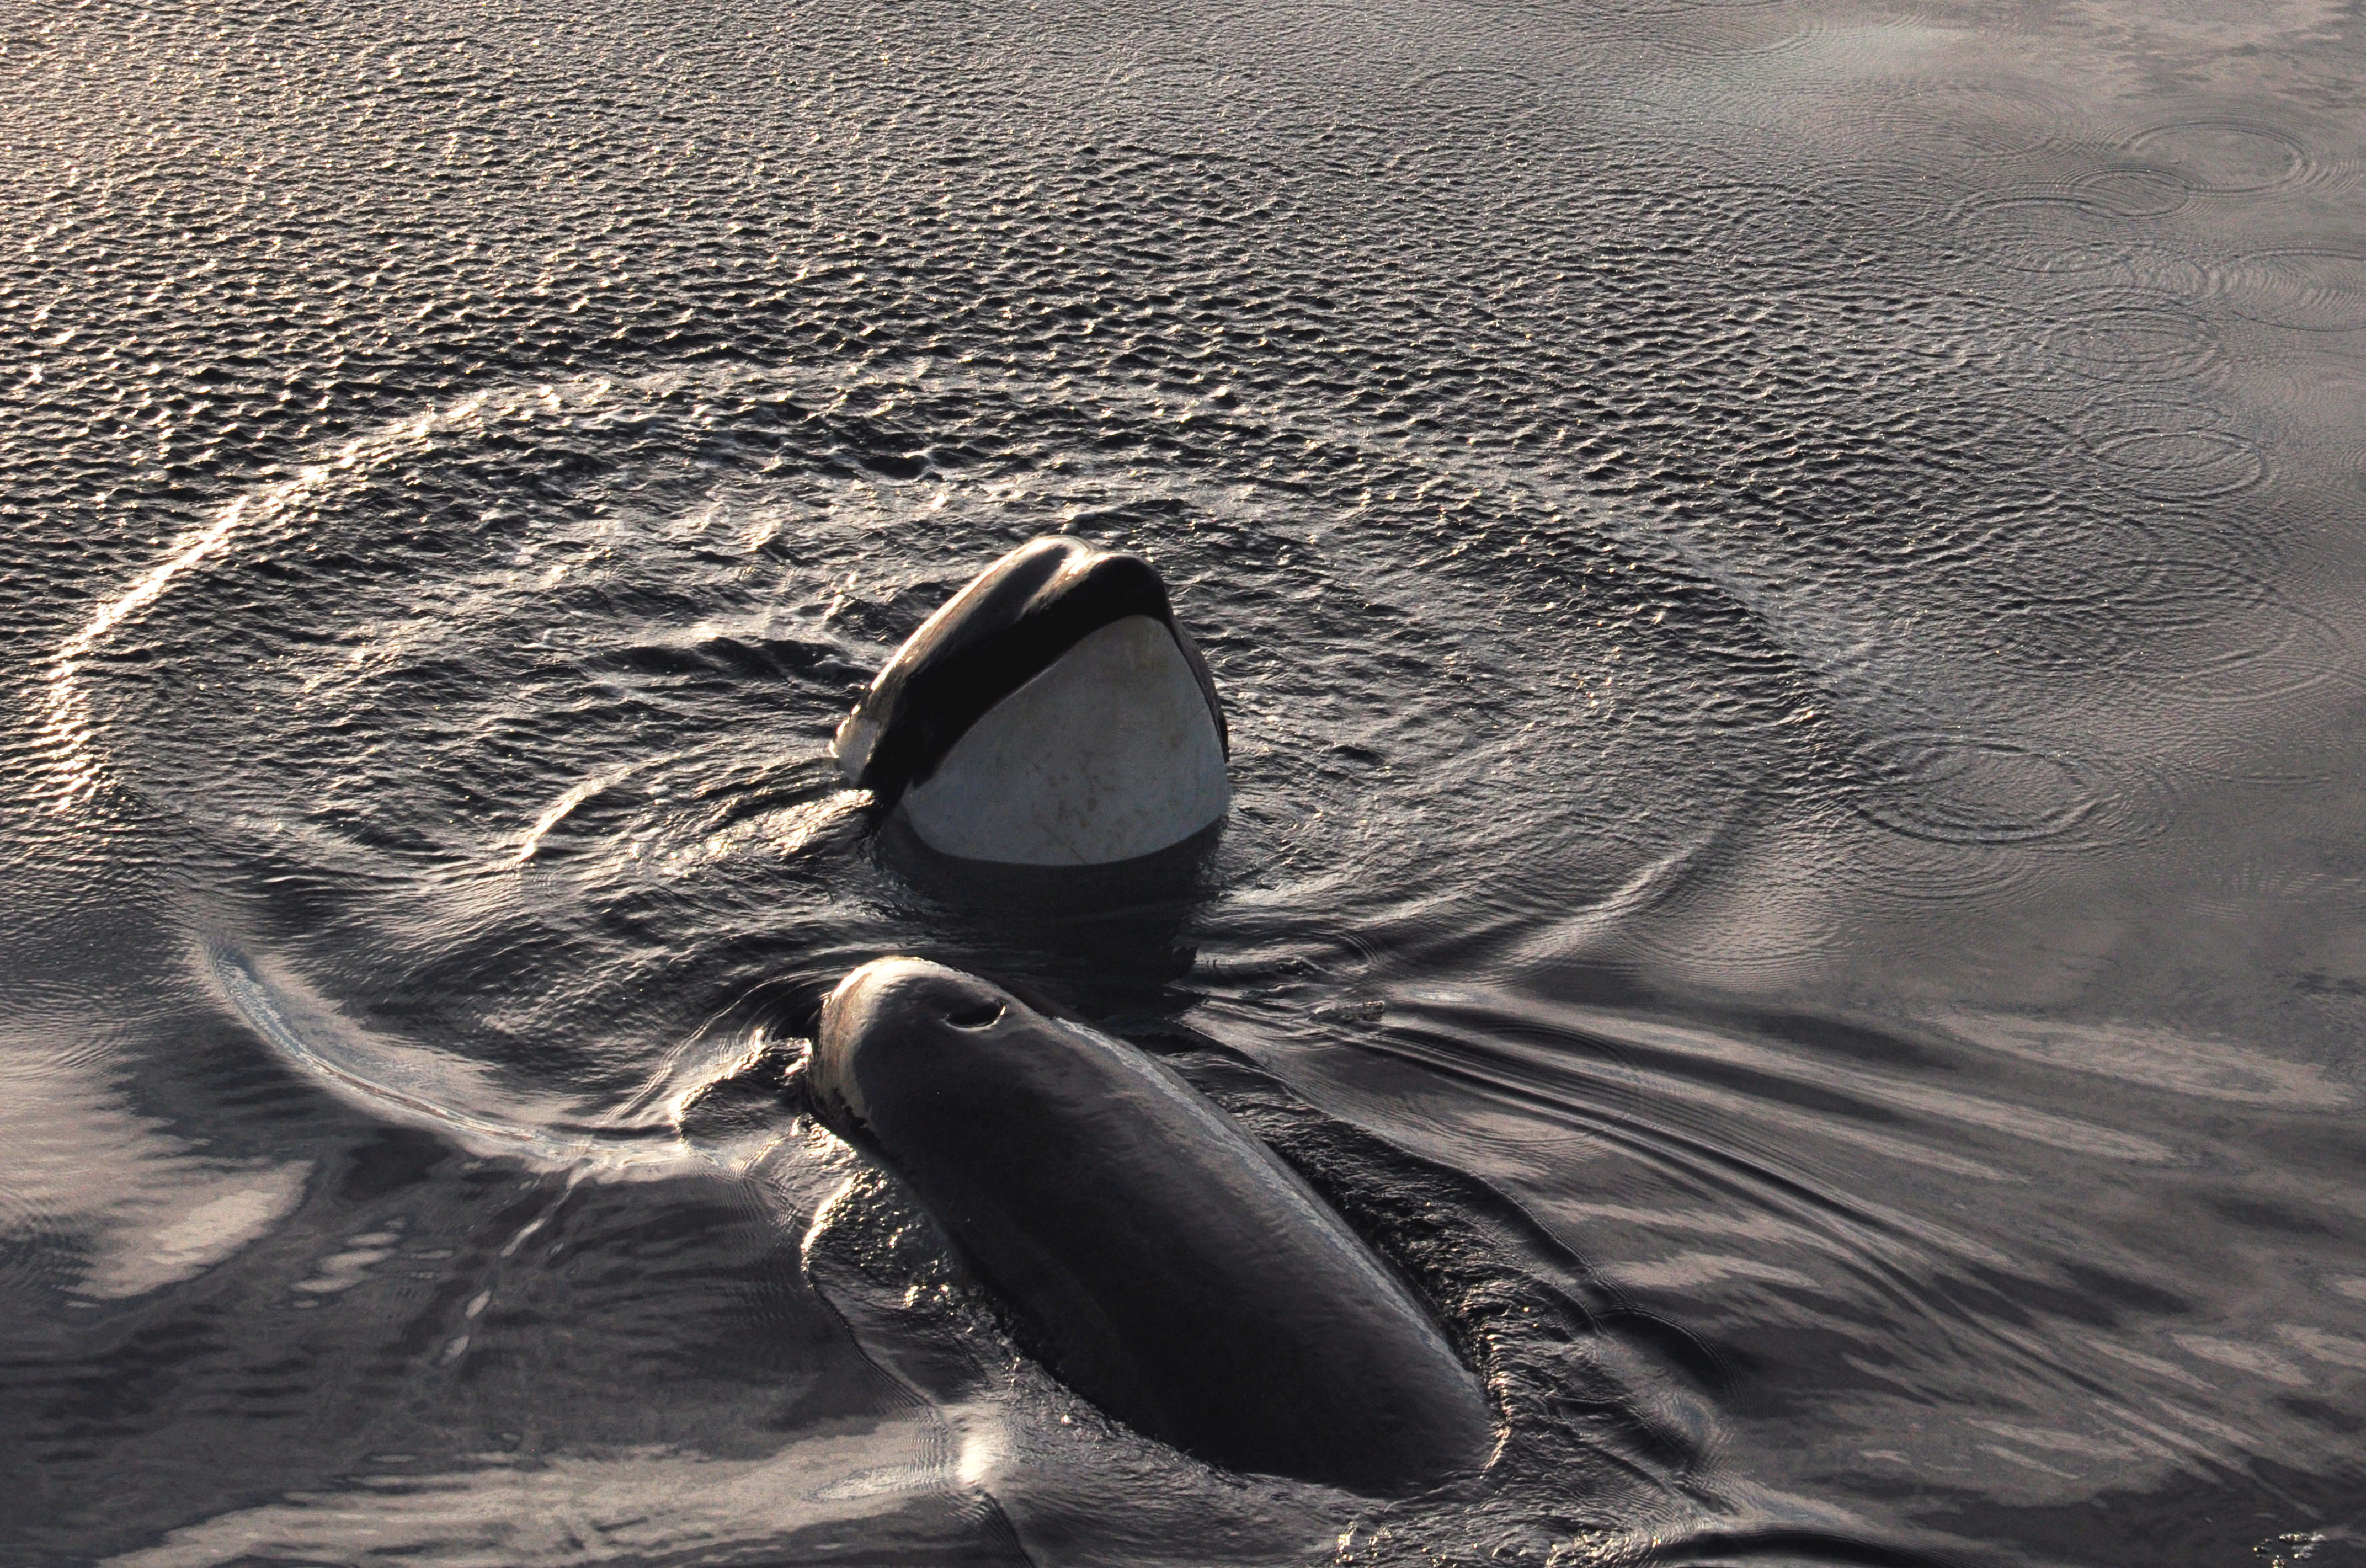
(897, 615, 1229, 866)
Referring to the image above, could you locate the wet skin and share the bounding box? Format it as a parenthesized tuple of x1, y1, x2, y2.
(810, 958, 1499, 1495)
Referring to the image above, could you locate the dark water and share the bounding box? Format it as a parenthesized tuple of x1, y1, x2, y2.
(6, 0, 2365, 1561)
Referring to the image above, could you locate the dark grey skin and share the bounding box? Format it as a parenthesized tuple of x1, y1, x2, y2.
(809, 958, 1500, 1495)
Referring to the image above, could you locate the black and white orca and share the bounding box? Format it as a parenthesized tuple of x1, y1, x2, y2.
(807, 957, 1499, 1494)
(833, 536, 1229, 866)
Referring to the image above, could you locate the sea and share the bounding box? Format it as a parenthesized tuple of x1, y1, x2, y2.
(4, 0, 2363, 1562)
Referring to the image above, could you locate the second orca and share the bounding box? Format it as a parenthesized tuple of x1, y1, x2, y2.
(806, 957, 1499, 1495)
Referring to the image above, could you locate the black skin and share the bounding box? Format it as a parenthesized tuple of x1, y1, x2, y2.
(809, 958, 1498, 1495)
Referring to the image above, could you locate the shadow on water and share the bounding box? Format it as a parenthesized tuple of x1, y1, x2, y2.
(868, 812, 1222, 1014)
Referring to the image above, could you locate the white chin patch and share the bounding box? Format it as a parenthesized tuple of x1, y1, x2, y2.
(899, 615, 1230, 866)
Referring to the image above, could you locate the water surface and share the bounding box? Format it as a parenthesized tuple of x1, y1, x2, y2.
(4, 0, 2364, 1562)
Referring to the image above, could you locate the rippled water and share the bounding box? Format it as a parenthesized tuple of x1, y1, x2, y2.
(6, 0, 2364, 1562)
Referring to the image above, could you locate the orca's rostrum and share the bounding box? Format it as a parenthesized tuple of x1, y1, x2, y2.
(833, 536, 1229, 866)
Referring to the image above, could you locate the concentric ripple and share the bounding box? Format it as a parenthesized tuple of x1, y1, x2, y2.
(1848, 732, 2102, 846)
(45, 344, 2309, 1148)
(2027, 295, 2227, 387)
(2070, 397, 2270, 503)
(2122, 117, 2316, 195)
(54, 359, 1829, 1134)
(2215, 248, 2366, 332)
(1949, 189, 2151, 276)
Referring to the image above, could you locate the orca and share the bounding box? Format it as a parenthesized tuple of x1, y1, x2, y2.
(806, 957, 1499, 1495)
(832, 536, 1230, 866)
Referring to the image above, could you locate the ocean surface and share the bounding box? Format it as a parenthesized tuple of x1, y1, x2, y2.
(5, 0, 2364, 1562)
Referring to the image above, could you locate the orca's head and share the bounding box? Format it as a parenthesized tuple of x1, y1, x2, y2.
(809, 958, 1036, 1142)
(832, 537, 1230, 868)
